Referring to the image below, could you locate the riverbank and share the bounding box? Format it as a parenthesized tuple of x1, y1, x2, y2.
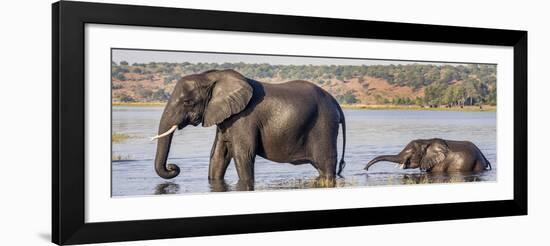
(112, 102, 496, 112)
(340, 104, 496, 112)
(113, 101, 166, 107)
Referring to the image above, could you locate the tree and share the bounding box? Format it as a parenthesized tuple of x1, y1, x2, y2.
(443, 86, 458, 105)
(463, 79, 480, 105)
(131, 67, 142, 74)
(487, 87, 497, 106)
(152, 88, 169, 101)
(107, 62, 497, 105)
(415, 97, 424, 106)
(163, 74, 181, 85)
(424, 82, 447, 106)
(118, 94, 134, 102)
(336, 91, 358, 104)
(115, 72, 126, 81)
(137, 88, 153, 100)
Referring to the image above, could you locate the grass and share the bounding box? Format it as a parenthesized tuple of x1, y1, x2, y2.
(112, 101, 495, 112)
(398, 175, 479, 185)
(112, 101, 165, 107)
(112, 153, 132, 161)
(261, 176, 360, 189)
(340, 104, 496, 112)
(112, 132, 130, 143)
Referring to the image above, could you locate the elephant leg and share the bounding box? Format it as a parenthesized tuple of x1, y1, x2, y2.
(233, 152, 255, 181)
(315, 158, 337, 179)
(311, 136, 338, 179)
(209, 179, 229, 192)
(208, 130, 232, 180)
(235, 179, 254, 191)
(229, 128, 257, 181)
(309, 131, 338, 179)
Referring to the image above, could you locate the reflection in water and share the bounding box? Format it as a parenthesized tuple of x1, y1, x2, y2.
(362, 171, 489, 187)
(257, 176, 339, 190)
(112, 108, 497, 196)
(400, 172, 486, 184)
(209, 179, 255, 192)
(209, 179, 229, 192)
(159, 172, 488, 194)
(314, 176, 336, 188)
(209, 176, 337, 192)
(235, 180, 255, 191)
(154, 182, 180, 195)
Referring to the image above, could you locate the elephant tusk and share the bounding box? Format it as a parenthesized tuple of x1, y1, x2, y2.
(151, 125, 178, 141)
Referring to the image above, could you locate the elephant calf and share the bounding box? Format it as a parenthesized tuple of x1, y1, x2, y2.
(151, 69, 346, 181)
(365, 138, 491, 173)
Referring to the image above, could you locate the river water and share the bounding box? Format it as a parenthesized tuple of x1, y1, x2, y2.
(112, 106, 496, 196)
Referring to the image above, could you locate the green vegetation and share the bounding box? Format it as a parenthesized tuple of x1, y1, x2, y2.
(257, 176, 359, 189)
(112, 132, 130, 143)
(400, 175, 480, 185)
(112, 101, 165, 106)
(369, 175, 483, 186)
(112, 153, 132, 161)
(340, 104, 495, 112)
(118, 94, 135, 102)
(112, 102, 495, 112)
(335, 90, 358, 104)
(111, 61, 496, 108)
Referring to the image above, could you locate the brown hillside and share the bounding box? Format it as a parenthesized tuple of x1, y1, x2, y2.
(319, 76, 424, 104)
(112, 73, 425, 104)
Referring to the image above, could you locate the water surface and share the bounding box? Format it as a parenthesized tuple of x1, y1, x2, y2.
(112, 106, 496, 196)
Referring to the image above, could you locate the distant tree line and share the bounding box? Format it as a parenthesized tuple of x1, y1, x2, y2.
(112, 61, 496, 105)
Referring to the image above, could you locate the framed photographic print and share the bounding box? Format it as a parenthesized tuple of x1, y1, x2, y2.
(52, 1, 527, 245)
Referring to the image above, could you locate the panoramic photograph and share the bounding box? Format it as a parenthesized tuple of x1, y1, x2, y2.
(111, 48, 497, 197)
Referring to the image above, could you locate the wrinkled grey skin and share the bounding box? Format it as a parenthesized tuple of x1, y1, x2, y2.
(365, 138, 491, 172)
(154, 69, 346, 182)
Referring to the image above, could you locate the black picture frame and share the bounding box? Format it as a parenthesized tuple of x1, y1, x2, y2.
(52, 1, 527, 245)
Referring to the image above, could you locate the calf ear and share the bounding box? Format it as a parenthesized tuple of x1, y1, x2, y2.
(202, 70, 253, 127)
(420, 139, 449, 171)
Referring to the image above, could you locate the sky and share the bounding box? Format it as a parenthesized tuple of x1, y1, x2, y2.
(112, 49, 481, 66)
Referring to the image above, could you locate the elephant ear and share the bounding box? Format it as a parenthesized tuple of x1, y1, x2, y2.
(202, 70, 253, 127)
(420, 139, 449, 171)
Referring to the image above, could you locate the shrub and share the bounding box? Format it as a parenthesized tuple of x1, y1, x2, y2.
(152, 88, 169, 101)
(119, 94, 135, 102)
(131, 67, 142, 74)
(115, 72, 126, 81)
(336, 91, 358, 104)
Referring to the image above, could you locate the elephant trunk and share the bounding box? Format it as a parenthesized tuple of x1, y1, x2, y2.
(365, 155, 402, 171)
(153, 119, 181, 179)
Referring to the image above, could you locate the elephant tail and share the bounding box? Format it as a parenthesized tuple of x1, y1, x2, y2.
(478, 147, 492, 170)
(337, 104, 346, 176)
(482, 152, 492, 170)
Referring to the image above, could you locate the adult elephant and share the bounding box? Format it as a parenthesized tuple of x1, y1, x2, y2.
(365, 138, 491, 172)
(151, 69, 346, 181)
